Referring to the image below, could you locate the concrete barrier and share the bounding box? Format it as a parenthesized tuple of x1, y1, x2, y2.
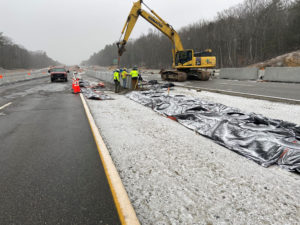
(0, 69, 48, 86)
(85, 70, 113, 84)
(85, 70, 133, 89)
(220, 68, 258, 80)
(258, 69, 265, 80)
(264, 67, 300, 83)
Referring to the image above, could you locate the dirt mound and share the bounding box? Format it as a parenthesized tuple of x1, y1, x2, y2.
(251, 50, 300, 68)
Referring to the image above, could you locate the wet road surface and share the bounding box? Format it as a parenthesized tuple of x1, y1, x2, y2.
(0, 78, 120, 224)
(183, 79, 300, 100)
(141, 72, 300, 100)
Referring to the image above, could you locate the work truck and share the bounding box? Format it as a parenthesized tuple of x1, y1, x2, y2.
(48, 67, 69, 82)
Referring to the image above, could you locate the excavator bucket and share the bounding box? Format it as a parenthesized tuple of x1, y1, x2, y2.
(116, 42, 126, 56)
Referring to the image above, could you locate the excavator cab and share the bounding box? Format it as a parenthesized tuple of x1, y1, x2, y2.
(175, 50, 193, 66)
(175, 49, 216, 69)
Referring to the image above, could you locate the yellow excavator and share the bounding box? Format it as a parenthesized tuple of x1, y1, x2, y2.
(117, 0, 216, 82)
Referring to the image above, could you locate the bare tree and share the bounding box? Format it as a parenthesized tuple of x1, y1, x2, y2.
(84, 0, 300, 68)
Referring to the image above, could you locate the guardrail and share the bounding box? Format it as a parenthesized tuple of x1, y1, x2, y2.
(0, 69, 48, 86)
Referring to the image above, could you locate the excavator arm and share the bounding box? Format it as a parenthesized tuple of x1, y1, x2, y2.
(117, 0, 183, 56)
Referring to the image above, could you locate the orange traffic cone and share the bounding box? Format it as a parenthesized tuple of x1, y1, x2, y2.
(73, 79, 81, 94)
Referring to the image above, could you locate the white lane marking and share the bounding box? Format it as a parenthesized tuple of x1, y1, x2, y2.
(0, 102, 12, 110)
(219, 82, 253, 87)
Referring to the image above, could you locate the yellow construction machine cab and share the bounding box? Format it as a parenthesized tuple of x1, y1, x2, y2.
(174, 49, 216, 69)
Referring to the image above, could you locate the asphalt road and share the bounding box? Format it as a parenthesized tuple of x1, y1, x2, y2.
(0, 78, 121, 224)
(183, 79, 300, 100)
(142, 72, 300, 100)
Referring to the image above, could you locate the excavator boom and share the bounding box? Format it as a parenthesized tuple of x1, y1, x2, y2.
(117, 0, 183, 56)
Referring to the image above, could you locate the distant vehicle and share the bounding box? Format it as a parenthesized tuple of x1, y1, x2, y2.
(48, 67, 69, 82)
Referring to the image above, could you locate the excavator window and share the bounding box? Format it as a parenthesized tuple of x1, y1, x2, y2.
(175, 50, 193, 65)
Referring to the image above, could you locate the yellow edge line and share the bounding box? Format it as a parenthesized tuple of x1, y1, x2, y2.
(80, 93, 140, 225)
(0, 102, 12, 110)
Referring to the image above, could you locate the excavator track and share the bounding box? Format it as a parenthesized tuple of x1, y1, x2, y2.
(160, 70, 187, 82)
(160, 69, 211, 82)
(187, 70, 211, 81)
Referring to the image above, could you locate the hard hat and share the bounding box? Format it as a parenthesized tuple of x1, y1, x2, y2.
(116, 69, 120, 72)
(123, 67, 127, 71)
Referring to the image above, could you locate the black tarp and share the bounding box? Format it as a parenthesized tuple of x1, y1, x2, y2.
(81, 87, 113, 100)
(127, 90, 300, 173)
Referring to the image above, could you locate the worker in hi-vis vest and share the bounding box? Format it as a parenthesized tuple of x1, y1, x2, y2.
(121, 68, 128, 88)
(113, 69, 120, 93)
(130, 66, 139, 90)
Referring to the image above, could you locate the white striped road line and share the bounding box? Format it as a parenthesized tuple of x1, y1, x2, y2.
(219, 82, 253, 87)
(0, 102, 12, 111)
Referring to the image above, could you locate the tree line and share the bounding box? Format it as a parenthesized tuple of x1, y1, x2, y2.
(83, 0, 300, 68)
(0, 32, 58, 70)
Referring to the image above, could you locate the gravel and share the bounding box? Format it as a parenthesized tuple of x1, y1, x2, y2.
(86, 84, 300, 225)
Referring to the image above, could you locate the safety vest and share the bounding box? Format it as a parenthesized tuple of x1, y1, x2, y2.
(130, 70, 138, 78)
(121, 71, 127, 79)
(113, 71, 120, 81)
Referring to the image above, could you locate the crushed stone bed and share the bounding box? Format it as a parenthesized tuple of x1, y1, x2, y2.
(86, 84, 300, 225)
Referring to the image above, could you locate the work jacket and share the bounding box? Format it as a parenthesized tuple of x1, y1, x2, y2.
(130, 70, 138, 78)
(113, 71, 120, 82)
(121, 71, 127, 79)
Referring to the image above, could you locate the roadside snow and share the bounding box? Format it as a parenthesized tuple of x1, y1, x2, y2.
(86, 85, 300, 225)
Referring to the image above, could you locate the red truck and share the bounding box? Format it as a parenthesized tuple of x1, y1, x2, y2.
(48, 67, 69, 82)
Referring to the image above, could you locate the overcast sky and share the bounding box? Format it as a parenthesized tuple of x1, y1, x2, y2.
(0, 0, 244, 65)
